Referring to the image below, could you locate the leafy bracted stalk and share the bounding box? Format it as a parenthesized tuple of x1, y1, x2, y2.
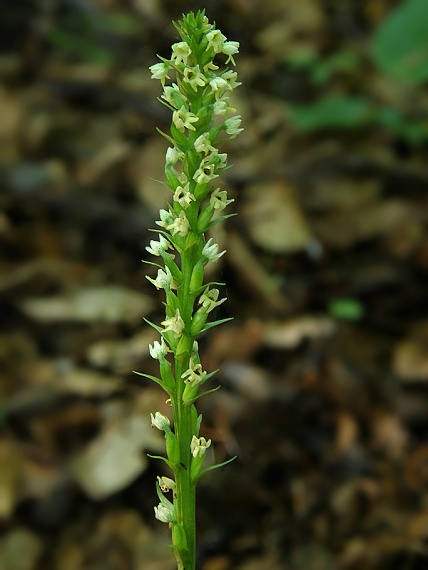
(136, 11, 242, 570)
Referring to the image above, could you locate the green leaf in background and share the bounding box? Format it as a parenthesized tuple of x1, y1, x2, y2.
(288, 96, 374, 131)
(371, 0, 428, 84)
(328, 298, 364, 321)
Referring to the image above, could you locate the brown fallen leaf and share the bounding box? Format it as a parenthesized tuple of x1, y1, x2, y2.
(0, 528, 42, 570)
(393, 335, 428, 381)
(242, 180, 313, 253)
(0, 440, 22, 519)
(262, 315, 336, 349)
(18, 284, 153, 324)
(68, 418, 149, 500)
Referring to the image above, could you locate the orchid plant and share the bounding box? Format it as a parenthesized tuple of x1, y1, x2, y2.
(135, 10, 242, 570)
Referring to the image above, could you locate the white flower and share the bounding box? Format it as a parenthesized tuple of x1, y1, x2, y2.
(190, 435, 211, 458)
(149, 62, 171, 85)
(150, 411, 170, 431)
(203, 61, 219, 73)
(221, 70, 241, 90)
(199, 287, 226, 312)
(193, 163, 218, 185)
(181, 357, 206, 387)
(193, 153, 221, 184)
(213, 99, 236, 116)
(210, 188, 234, 211)
(156, 209, 174, 229)
(209, 76, 229, 97)
(201, 15, 212, 33)
(222, 41, 240, 65)
(146, 234, 174, 257)
(173, 184, 195, 209)
(161, 83, 183, 108)
(161, 309, 185, 338)
(171, 41, 192, 66)
(202, 238, 226, 263)
(225, 115, 243, 136)
(214, 152, 228, 169)
(172, 106, 199, 132)
(157, 476, 176, 495)
(148, 338, 170, 360)
(146, 266, 177, 290)
(166, 146, 184, 165)
(154, 502, 175, 524)
(183, 65, 207, 91)
(206, 29, 226, 53)
(166, 211, 190, 237)
(194, 133, 216, 155)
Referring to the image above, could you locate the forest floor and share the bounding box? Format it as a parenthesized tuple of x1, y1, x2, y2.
(1, 1, 428, 569)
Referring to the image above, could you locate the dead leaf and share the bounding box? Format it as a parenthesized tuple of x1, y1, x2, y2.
(0, 528, 42, 570)
(262, 315, 336, 349)
(243, 180, 313, 253)
(393, 336, 428, 381)
(69, 417, 149, 499)
(0, 440, 22, 519)
(126, 137, 170, 215)
(19, 285, 153, 324)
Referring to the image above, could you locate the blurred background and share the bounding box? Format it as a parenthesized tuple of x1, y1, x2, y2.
(1, 0, 428, 568)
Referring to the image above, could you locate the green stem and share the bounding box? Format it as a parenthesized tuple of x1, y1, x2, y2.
(173, 245, 196, 569)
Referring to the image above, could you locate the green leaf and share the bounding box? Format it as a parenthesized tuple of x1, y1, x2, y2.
(200, 317, 234, 334)
(372, 0, 428, 84)
(197, 456, 237, 480)
(133, 370, 164, 389)
(288, 96, 374, 131)
(147, 454, 172, 468)
(328, 298, 364, 321)
(191, 385, 221, 403)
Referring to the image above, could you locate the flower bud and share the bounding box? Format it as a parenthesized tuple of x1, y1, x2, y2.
(189, 260, 204, 292)
(190, 308, 208, 336)
(166, 431, 180, 465)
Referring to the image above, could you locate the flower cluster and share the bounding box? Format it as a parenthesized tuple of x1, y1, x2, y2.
(138, 11, 241, 569)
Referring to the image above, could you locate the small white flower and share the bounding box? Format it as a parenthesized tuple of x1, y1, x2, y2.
(146, 234, 174, 257)
(157, 476, 176, 495)
(166, 146, 184, 166)
(199, 287, 226, 313)
(149, 62, 171, 85)
(161, 83, 183, 108)
(166, 211, 190, 237)
(154, 502, 175, 524)
(161, 309, 185, 338)
(194, 133, 216, 155)
(146, 266, 177, 290)
(150, 411, 170, 431)
(181, 357, 207, 387)
(213, 99, 236, 116)
(209, 76, 229, 97)
(190, 435, 211, 458)
(202, 238, 226, 263)
(148, 338, 170, 360)
(173, 184, 195, 209)
(210, 188, 234, 211)
(214, 152, 228, 169)
(201, 15, 212, 33)
(183, 65, 207, 91)
(225, 115, 243, 136)
(206, 29, 226, 53)
(222, 41, 240, 65)
(173, 106, 199, 132)
(155, 209, 174, 229)
(203, 61, 219, 73)
(193, 163, 218, 185)
(171, 41, 192, 66)
(221, 70, 241, 90)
